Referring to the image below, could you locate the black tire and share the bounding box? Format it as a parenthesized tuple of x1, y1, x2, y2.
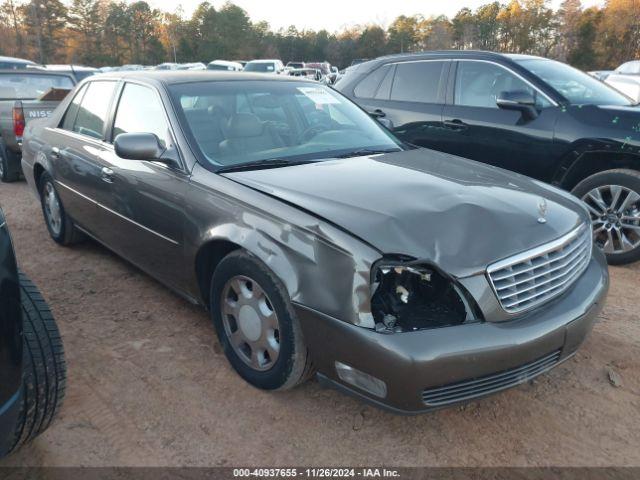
(38, 172, 84, 246)
(210, 250, 314, 390)
(8, 272, 66, 454)
(571, 168, 640, 265)
(0, 139, 20, 183)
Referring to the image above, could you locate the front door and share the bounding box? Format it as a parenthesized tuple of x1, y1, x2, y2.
(93, 82, 188, 290)
(440, 60, 559, 182)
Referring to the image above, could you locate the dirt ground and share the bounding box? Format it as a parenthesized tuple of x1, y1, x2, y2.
(0, 180, 638, 467)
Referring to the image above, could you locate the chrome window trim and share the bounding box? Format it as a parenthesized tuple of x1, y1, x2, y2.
(454, 59, 558, 108)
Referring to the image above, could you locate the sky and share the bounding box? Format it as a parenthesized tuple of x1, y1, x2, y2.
(148, 0, 606, 32)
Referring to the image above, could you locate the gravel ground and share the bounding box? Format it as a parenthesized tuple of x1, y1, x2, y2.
(0, 180, 639, 467)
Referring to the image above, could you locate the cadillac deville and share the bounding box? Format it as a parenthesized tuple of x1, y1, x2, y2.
(21, 71, 608, 413)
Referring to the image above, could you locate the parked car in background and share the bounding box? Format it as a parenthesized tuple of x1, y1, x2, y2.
(589, 70, 614, 81)
(29, 64, 98, 82)
(119, 64, 145, 71)
(605, 60, 640, 103)
(244, 59, 285, 74)
(207, 60, 244, 72)
(155, 62, 180, 71)
(177, 62, 207, 71)
(0, 56, 37, 70)
(234, 60, 248, 68)
(22, 71, 607, 413)
(337, 51, 640, 264)
(287, 68, 322, 81)
(286, 61, 305, 69)
(0, 70, 76, 182)
(0, 205, 66, 459)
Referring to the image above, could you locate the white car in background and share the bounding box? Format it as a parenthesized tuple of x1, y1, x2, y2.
(605, 61, 640, 102)
(207, 60, 244, 71)
(243, 59, 285, 74)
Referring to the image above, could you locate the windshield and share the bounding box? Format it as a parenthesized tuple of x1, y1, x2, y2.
(244, 62, 276, 73)
(0, 73, 74, 100)
(169, 80, 402, 169)
(208, 64, 234, 71)
(515, 58, 634, 106)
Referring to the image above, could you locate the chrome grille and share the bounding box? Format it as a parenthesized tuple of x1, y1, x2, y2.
(487, 224, 592, 314)
(422, 350, 561, 407)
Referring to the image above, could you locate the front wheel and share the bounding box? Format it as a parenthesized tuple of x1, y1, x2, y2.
(210, 250, 314, 390)
(572, 169, 640, 265)
(8, 272, 66, 455)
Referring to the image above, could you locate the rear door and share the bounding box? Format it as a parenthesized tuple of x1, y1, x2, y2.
(440, 60, 559, 180)
(350, 60, 450, 149)
(95, 81, 189, 289)
(48, 80, 118, 234)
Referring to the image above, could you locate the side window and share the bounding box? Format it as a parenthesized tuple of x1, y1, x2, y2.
(73, 81, 117, 139)
(113, 83, 171, 147)
(61, 84, 88, 130)
(354, 65, 390, 99)
(455, 61, 551, 109)
(390, 61, 446, 104)
(375, 65, 395, 100)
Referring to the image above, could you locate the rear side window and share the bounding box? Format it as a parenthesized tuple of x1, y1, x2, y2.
(354, 65, 390, 99)
(72, 81, 116, 139)
(390, 61, 447, 104)
(113, 83, 170, 147)
(61, 84, 88, 130)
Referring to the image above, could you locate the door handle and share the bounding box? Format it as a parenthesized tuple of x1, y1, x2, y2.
(51, 147, 60, 159)
(369, 109, 386, 118)
(444, 119, 468, 131)
(101, 167, 115, 183)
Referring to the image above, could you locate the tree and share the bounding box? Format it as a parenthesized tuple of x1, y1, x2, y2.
(556, 0, 583, 61)
(0, 0, 26, 56)
(452, 8, 475, 49)
(387, 15, 420, 53)
(67, 0, 101, 64)
(568, 6, 602, 69)
(597, 0, 640, 67)
(21, 0, 68, 63)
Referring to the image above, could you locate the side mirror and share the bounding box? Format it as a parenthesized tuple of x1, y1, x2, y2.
(496, 90, 539, 120)
(114, 132, 178, 167)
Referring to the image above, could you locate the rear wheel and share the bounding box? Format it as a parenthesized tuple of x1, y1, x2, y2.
(8, 272, 66, 454)
(38, 172, 84, 245)
(0, 140, 20, 183)
(210, 250, 314, 390)
(572, 169, 640, 265)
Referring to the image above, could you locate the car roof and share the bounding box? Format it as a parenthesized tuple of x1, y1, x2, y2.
(0, 55, 36, 64)
(246, 59, 280, 63)
(366, 50, 546, 64)
(0, 68, 75, 77)
(88, 70, 311, 85)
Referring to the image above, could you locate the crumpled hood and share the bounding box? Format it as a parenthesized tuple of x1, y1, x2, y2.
(224, 149, 588, 277)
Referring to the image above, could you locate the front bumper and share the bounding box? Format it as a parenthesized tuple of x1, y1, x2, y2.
(0, 389, 21, 457)
(295, 252, 609, 414)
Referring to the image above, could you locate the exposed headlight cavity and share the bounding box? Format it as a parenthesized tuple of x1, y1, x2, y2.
(371, 261, 478, 333)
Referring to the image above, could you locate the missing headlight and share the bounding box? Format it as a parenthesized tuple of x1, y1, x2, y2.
(371, 262, 477, 333)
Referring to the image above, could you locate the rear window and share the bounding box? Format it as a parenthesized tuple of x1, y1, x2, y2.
(390, 61, 447, 104)
(0, 73, 74, 100)
(244, 62, 275, 72)
(70, 81, 117, 139)
(354, 65, 391, 99)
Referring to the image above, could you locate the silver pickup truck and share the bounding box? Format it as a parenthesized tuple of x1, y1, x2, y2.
(0, 70, 75, 182)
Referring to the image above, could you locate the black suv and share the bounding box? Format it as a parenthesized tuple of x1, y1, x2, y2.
(336, 51, 640, 264)
(0, 206, 65, 459)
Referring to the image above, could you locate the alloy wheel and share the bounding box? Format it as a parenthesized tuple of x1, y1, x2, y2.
(581, 184, 640, 255)
(43, 182, 62, 236)
(220, 275, 281, 371)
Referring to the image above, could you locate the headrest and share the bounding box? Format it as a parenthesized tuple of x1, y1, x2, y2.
(252, 94, 281, 109)
(226, 113, 264, 138)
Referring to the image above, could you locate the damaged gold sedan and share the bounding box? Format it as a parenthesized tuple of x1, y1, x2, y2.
(22, 71, 609, 413)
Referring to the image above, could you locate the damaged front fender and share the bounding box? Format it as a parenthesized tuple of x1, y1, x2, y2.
(186, 164, 381, 328)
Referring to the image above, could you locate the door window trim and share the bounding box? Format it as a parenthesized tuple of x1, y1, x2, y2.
(109, 79, 186, 172)
(452, 59, 558, 108)
(385, 59, 451, 105)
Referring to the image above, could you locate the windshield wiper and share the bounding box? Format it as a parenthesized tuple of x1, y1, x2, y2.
(216, 158, 319, 173)
(334, 148, 402, 159)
